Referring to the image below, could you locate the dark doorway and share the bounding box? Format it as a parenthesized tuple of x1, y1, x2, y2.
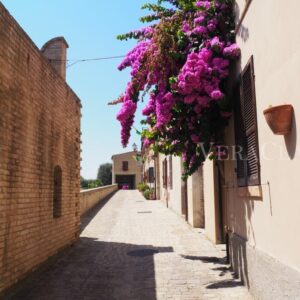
(115, 175, 136, 189)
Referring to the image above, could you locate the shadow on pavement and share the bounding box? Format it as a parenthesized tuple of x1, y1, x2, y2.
(181, 255, 227, 264)
(7, 193, 174, 300)
(206, 279, 244, 289)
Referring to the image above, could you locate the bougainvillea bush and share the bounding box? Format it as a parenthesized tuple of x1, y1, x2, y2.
(113, 0, 240, 179)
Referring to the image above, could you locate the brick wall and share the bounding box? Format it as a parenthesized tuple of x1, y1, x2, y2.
(0, 3, 81, 294)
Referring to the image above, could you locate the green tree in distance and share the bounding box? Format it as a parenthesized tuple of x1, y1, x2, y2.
(97, 163, 112, 186)
(80, 176, 102, 189)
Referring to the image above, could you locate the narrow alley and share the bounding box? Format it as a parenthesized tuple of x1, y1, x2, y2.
(8, 191, 252, 300)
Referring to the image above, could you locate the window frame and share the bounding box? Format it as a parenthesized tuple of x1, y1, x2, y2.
(122, 161, 129, 171)
(148, 167, 155, 183)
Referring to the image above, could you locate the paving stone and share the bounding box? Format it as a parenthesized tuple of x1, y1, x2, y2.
(9, 190, 252, 300)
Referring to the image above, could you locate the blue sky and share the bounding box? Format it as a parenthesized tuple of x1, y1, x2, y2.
(2, 0, 148, 179)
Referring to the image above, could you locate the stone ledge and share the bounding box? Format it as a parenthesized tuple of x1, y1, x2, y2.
(80, 184, 118, 194)
(79, 185, 118, 215)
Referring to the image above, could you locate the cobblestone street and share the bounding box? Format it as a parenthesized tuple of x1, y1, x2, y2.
(9, 191, 252, 300)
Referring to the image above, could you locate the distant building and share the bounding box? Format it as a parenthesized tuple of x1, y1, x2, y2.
(112, 151, 142, 189)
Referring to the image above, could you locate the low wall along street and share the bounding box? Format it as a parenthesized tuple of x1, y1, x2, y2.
(79, 185, 118, 215)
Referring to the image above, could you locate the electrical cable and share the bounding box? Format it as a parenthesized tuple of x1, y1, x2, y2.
(49, 55, 126, 68)
(67, 55, 125, 68)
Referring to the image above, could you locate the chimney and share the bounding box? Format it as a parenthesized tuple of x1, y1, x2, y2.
(41, 37, 69, 79)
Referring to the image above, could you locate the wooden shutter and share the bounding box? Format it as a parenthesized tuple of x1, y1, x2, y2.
(235, 56, 260, 187)
(169, 156, 173, 189)
(163, 158, 168, 188)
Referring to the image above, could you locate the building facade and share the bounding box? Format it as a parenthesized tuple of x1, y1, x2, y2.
(112, 151, 142, 189)
(143, 153, 205, 228)
(203, 1, 300, 299)
(0, 3, 81, 295)
(143, 1, 300, 299)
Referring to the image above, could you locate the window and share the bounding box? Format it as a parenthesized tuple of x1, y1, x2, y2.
(122, 161, 129, 171)
(53, 165, 62, 218)
(162, 158, 168, 188)
(168, 156, 173, 189)
(148, 167, 154, 183)
(234, 56, 261, 187)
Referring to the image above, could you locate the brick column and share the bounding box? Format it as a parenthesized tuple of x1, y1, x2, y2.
(41, 37, 69, 79)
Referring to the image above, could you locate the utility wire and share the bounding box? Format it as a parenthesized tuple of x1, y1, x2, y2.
(49, 55, 125, 68)
(67, 55, 126, 68)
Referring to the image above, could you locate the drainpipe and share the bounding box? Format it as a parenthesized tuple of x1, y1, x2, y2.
(235, 0, 252, 35)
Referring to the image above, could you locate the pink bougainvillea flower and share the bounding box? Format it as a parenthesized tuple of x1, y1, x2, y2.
(223, 43, 241, 59)
(210, 37, 224, 52)
(192, 26, 207, 36)
(195, 1, 211, 10)
(210, 89, 224, 100)
(113, 0, 239, 176)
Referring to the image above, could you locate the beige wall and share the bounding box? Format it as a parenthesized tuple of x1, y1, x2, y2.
(203, 160, 221, 244)
(201, 1, 300, 297)
(203, 0, 300, 269)
(187, 167, 205, 228)
(79, 185, 117, 215)
(226, 0, 300, 272)
(158, 154, 183, 217)
(168, 156, 183, 216)
(112, 151, 142, 188)
(158, 154, 206, 226)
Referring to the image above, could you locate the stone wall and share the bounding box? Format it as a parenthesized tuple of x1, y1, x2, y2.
(80, 185, 118, 215)
(0, 3, 81, 295)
